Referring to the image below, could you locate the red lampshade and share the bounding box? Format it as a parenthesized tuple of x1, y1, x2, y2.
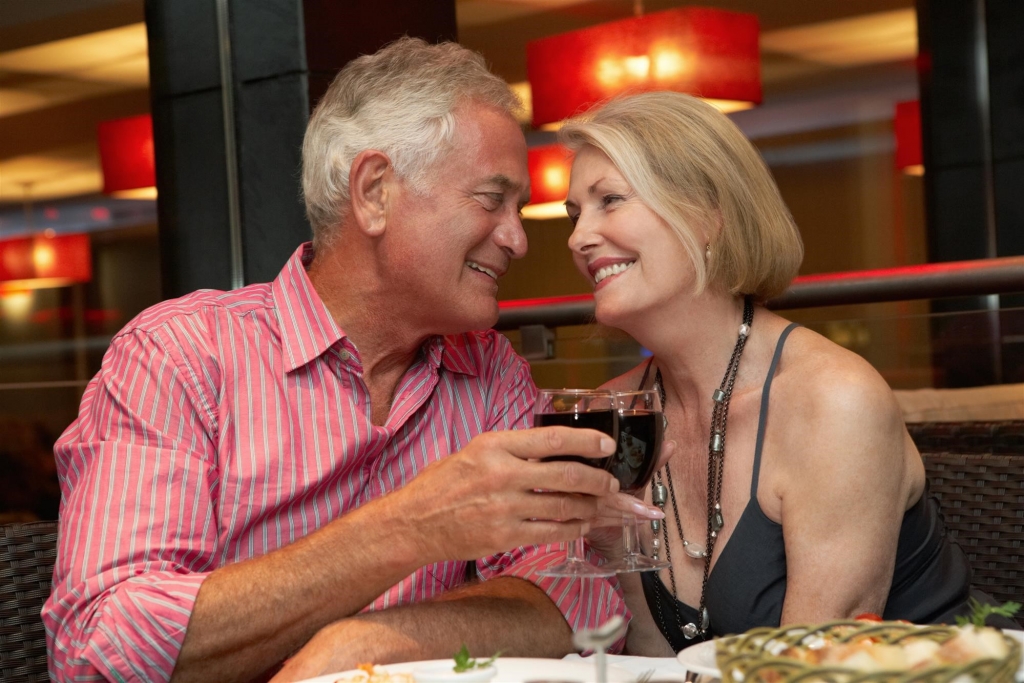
(527, 7, 761, 128)
(523, 144, 574, 220)
(98, 113, 157, 198)
(894, 100, 923, 175)
(0, 233, 92, 292)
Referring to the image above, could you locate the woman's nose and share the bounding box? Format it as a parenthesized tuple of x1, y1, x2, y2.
(567, 213, 599, 255)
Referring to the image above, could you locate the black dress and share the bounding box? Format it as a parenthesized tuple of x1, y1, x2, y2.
(641, 323, 1013, 651)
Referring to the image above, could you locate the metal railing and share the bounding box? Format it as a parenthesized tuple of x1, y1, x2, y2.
(494, 256, 1024, 331)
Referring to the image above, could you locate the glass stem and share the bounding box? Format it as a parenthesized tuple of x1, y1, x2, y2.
(567, 536, 586, 563)
(621, 514, 640, 558)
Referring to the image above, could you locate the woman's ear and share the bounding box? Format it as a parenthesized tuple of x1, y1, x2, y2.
(349, 149, 391, 237)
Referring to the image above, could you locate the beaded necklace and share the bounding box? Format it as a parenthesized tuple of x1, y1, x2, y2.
(650, 296, 754, 640)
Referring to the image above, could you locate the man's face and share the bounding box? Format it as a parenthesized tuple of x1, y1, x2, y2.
(385, 101, 530, 335)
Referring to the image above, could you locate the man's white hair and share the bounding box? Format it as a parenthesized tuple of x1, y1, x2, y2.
(302, 37, 520, 249)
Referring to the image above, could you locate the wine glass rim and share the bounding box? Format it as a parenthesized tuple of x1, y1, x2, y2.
(538, 388, 613, 394)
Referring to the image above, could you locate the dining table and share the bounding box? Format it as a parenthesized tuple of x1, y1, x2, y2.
(561, 652, 714, 681)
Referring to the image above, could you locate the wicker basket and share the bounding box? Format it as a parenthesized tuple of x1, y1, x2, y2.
(716, 621, 1021, 683)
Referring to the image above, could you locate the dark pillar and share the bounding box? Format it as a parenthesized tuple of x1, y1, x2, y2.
(146, 0, 456, 298)
(916, 0, 1024, 386)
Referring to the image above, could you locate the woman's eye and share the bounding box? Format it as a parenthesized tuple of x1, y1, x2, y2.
(567, 212, 580, 227)
(600, 194, 623, 208)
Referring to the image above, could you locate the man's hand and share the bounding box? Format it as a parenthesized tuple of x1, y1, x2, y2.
(269, 618, 399, 682)
(386, 426, 663, 563)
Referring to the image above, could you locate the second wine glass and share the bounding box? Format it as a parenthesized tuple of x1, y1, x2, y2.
(603, 389, 669, 573)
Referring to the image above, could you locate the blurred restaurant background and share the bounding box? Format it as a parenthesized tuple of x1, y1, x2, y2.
(0, 0, 1022, 521)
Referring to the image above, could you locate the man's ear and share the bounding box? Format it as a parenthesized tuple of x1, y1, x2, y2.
(349, 150, 391, 237)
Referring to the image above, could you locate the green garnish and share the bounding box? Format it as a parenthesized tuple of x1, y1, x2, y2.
(452, 644, 500, 673)
(955, 598, 1021, 628)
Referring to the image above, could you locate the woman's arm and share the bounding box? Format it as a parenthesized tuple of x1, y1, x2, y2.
(774, 353, 920, 623)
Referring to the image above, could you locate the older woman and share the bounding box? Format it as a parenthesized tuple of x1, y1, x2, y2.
(563, 92, 1007, 654)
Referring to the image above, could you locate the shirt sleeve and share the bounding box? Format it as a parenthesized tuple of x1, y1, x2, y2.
(474, 334, 631, 652)
(44, 325, 221, 683)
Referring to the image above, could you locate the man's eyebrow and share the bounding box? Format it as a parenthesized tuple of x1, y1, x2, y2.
(482, 174, 520, 191)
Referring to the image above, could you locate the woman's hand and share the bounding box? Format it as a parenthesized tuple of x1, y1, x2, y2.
(585, 440, 676, 562)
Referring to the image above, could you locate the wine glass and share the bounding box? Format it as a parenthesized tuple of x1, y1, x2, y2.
(602, 389, 669, 573)
(533, 388, 618, 579)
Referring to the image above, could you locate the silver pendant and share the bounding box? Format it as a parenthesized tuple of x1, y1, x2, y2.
(682, 622, 699, 639)
(712, 510, 724, 531)
(683, 541, 706, 559)
(701, 607, 710, 629)
(652, 483, 667, 506)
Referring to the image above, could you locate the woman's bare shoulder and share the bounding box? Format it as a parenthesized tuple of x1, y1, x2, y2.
(776, 327, 897, 407)
(770, 326, 906, 460)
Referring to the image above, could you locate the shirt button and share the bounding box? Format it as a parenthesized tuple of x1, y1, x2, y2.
(339, 350, 352, 361)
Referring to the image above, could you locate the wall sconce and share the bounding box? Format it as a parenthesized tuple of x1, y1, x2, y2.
(526, 6, 761, 128)
(98, 113, 157, 199)
(895, 100, 923, 176)
(522, 144, 573, 220)
(0, 232, 92, 292)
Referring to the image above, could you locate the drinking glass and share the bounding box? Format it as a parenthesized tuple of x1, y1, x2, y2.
(603, 389, 669, 573)
(534, 389, 618, 579)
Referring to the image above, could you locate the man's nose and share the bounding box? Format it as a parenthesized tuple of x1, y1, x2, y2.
(496, 210, 528, 259)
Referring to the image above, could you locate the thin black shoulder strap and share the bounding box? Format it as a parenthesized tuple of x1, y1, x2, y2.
(637, 356, 655, 391)
(751, 322, 800, 498)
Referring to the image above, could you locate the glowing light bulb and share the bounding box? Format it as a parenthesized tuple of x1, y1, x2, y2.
(623, 55, 651, 80)
(653, 50, 686, 80)
(33, 241, 56, 272)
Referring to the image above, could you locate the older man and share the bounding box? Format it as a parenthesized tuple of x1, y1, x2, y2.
(44, 38, 663, 683)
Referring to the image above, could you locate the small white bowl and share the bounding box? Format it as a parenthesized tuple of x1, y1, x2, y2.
(412, 662, 497, 683)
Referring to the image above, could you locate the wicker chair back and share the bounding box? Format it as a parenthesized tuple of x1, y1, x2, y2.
(1, 521, 58, 682)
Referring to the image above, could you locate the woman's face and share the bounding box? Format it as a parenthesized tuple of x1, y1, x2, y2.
(566, 145, 694, 327)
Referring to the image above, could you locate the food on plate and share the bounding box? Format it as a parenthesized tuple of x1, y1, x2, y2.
(333, 663, 414, 683)
(452, 644, 500, 673)
(717, 617, 1022, 683)
(774, 624, 1011, 672)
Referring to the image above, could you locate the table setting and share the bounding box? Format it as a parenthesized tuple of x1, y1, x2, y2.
(295, 387, 1023, 683)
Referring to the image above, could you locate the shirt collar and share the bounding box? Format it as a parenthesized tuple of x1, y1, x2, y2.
(272, 243, 346, 373)
(273, 243, 482, 377)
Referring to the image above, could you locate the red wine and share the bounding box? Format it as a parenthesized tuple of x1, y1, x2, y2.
(533, 409, 616, 469)
(610, 410, 664, 493)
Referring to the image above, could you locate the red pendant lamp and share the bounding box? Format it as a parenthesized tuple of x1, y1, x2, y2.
(527, 6, 761, 128)
(0, 232, 91, 292)
(523, 144, 574, 220)
(894, 100, 923, 176)
(98, 113, 157, 199)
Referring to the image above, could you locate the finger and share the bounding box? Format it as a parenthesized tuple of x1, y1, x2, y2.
(597, 492, 665, 519)
(518, 490, 602, 522)
(500, 426, 617, 462)
(520, 458, 620, 496)
(588, 514, 628, 529)
(514, 518, 594, 546)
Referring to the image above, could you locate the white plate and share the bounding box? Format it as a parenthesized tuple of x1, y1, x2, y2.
(675, 639, 721, 678)
(677, 629, 1024, 681)
(296, 657, 636, 683)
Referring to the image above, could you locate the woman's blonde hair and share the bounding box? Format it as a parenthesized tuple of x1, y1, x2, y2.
(559, 92, 803, 301)
(302, 37, 519, 249)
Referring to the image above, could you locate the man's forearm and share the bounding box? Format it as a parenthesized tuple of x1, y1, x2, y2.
(403, 576, 575, 659)
(271, 577, 576, 681)
(170, 498, 422, 683)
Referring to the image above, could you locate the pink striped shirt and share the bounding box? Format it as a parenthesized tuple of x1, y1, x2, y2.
(44, 244, 627, 682)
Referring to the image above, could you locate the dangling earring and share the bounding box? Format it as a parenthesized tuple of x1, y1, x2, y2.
(705, 243, 711, 260)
